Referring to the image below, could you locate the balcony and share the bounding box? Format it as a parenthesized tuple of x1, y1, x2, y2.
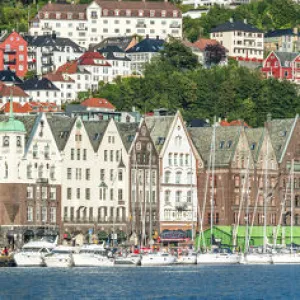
(3, 59, 16, 65)
(4, 49, 16, 54)
(76, 26, 88, 31)
(170, 23, 181, 28)
(36, 178, 48, 184)
(136, 23, 146, 28)
(42, 25, 52, 30)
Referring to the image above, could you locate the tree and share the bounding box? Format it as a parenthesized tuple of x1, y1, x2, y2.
(205, 43, 227, 67)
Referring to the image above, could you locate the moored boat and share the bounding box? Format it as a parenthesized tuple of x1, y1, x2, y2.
(177, 252, 197, 264)
(197, 248, 240, 264)
(44, 246, 78, 268)
(141, 252, 176, 266)
(115, 253, 141, 266)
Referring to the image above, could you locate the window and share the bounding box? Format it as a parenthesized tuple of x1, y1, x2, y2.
(165, 190, 170, 203)
(104, 150, 108, 161)
(100, 169, 105, 181)
(179, 154, 183, 166)
(165, 171, 171, 183)
(76, 188, 80, 199)
(50, 207, 56, 223)
(110, 189, 114, 201)
(71, 148, 74, 160)
(27, 206, 33, 222)
(41, 207, 47, 222)
(42, 187, 47, 199)
(175, 172, 182, 184)
(187, 172, 192, 184)
(185, 154, 189, 165)
(174, 154, 178, 166)
(110, 169, 114, 181)
(3, 136, 9, 147)
(110, 150, 114, 162)
(118, 189, 123, 200)
(168, 153, 172, 166)
(85, 188, 90, 200)
(38, 165, 43, 178)
(27, 187, 33, 199)
(77, 149, 80, 160)
(83, 149, 87, 160)
(176, 191, 182, 202)
(116, 150, 120, 162)
(118, 170, 123, 181)
(27, 164, 32, 179)
(50, 165, 55, 180)
(16, 136, 21, 147)
(67, 188, 72, 200)
(50, 188, 56, 200)
(67, 168, 72, 180)
(85, 168, 91, 181)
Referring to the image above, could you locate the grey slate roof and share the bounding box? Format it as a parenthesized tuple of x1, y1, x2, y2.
(267, 118, 296, 162)
(0, 69, 23, 84)
(265, 28, 300, 38)
(91, 36, 135, 52)
(145, 116, 175, 153)
(47, 115, 76, 151)
(211, 20, 263, 33)
(116, 122, 139, 152)
(244, 127, 265, 163)
(99, 45, 131, 61)
(126, 38, 164, 53)
(273, 51, 299, 66)
(24, 35, 83, 52)
(188, 126, 241, 167)
(83, 121, 109, 152)
(20, 77, 59, 91)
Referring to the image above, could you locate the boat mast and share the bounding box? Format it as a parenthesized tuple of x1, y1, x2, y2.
(210, 116, 216, 248)
(291, 159, 295, 252)
(263, 127, 269, 254)
(149, 145, 153, 246)
(190, 147, 194, 242)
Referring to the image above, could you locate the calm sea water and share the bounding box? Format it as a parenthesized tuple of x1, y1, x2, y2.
(0, 265, 299, 299)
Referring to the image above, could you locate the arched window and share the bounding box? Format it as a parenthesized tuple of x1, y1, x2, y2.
(175, 172, 182, 184)
(165, 171, 171, 183)
(118, 170, 123, 181)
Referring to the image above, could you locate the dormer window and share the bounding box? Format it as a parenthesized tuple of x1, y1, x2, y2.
(173, 10, 178, 17)
(3, 136, 9, 147)
(139, 10, 144, 17)
(161, 10, 166, 17)
(126, 10, 131, 16)
(91, 11, 98, 18)
(103, 9, 108, 16)
(67, 13, 73, 19)
(56, 13, 61, 19)
(45, 13, 49, 19)
(150, 10, 155, 17)
(115, 9, 119, 16)
(79, 13, 84, 19)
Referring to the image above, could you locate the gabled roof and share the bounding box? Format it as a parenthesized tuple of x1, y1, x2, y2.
(19, 77, 59, 91)
(99, 45, 131, 61)
(40, 3, 88, 13)
(145, 116, 175, 153)
(78, 51, 111, 67)
(24, 35, 83, 52)
(0, 69, 23, 84)
(211, 20, 263, 33)
(265, 28, 300, 38)
(191, 38, 220, 51)
(43, 73, 75, 83)
(91, 36, 137, 52)
(116, 122, 139, 152)
(56, 60, 80, 74)
(0, 82, 29, 97)
(81, 98, 115, 110)
(126, 38, 164, 53)
(47, 115, 76, 151)
(244, 127, 265, 163)
(272, 51, 299, 66)
(83, 120, 109, 152)
(267, 118, 296, 162)
(188, 126, 241, 167)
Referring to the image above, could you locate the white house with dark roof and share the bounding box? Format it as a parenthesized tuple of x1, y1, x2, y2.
(25, 34, 84, 75)
(210, 19, 264, 60)
(29, 1, 182, 48)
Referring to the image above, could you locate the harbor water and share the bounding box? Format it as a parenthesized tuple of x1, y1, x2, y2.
(0, 265, 300, 299)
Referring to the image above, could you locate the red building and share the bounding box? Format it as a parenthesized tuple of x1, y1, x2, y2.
(0, 31, 28, 78)
(261, 51, 300, 83)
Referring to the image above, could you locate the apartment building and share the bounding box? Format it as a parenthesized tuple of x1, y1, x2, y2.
(210, 19, 264, 61)
(29, 0, 182, 49)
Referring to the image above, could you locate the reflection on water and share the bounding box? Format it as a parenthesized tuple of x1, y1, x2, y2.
(0, 265, 299, 299)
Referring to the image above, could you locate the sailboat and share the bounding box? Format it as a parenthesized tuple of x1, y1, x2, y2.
(272, 159, 300, 264)
(242, 127, 272, 264)
(197, 118, 239, 264)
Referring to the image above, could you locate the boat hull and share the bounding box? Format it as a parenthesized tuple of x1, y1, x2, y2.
(272, 254, 300, 264)
(115, 257, 141, 266)
(197, 253, 240, 264)
(242, 254, 272, 264)
(14, 253, 45, 267)
(141, 256, 176, 266)
(73, 254, 114, 267)
(44, 256, 73, 268)
(177, 256, 197, 264)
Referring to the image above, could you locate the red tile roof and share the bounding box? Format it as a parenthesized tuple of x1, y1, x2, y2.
(219, 119, 250, 127)
(44, 73, 75, 82)
(192, 38, 219, 51)
(78, 51, 111, 67)
(0, 101, 59, 113)
(56, 60, 78, 74)
(0, 82, 29, 97)
(81, 97, 115, 110)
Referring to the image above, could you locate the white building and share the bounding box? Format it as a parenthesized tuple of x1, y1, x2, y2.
(25, 34, 84, 75)
(210, 19, 264, 60)
(29, 0, 182, 49)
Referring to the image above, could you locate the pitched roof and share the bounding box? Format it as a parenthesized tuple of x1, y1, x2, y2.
(43, 73, 75, 83)
(91, 36, 137, 52)
(267, 118, 296, 162)
(0, 101, 59, 114)
(244, 127, 265, 163)
(273, 51, 299, 66)
(0, 69, 23, 84)
(126, 37, 164, 53)
(19, 77, 60, 91)
(191, 38, 219, 51)
(78, 51, 111, 67)
(145, 116, 174, 153)
(99, 45, 131, 61)
(83, 120, 109, 151)
(211, 20, 263, 33)
(0, 82, 29, 97)
(116, 122, 139, 151)
(81, 98, 115, 110)
(265, 28, 300, 38)
(47, 115, 76, 151)
(56, 60, 79, 74)
(188, 126, 241, 167)
(24, 35, 83, 52)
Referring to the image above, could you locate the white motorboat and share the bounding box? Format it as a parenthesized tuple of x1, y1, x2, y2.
(272, 249, 300, 264)
(14, 237, 58, 267)
(44, 246, 78, 268)
(241, 253, 272, 264)
(141, 252, 177, 266)
(115, 253, 141, 266)
(197, 248, 240, 264)
(73, 244, 114, 267)
(177, 252, 197, 264)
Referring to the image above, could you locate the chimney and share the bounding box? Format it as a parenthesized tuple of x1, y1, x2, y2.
(244, 19, 247, 24)
(229, 18, 233, 23)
